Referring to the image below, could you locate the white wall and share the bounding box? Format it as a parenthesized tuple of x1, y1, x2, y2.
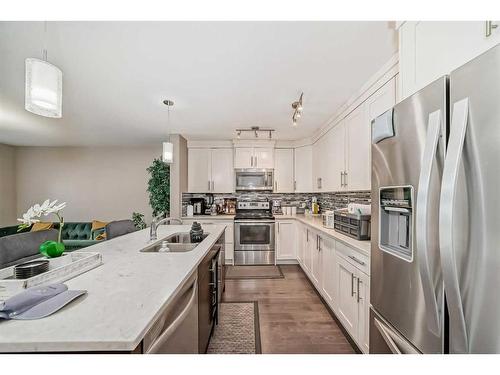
(0, 144, 17, 226)
(15, 145, 162, 223)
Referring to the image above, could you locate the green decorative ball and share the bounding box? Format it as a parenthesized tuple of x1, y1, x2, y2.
(39, 241, 65, 258)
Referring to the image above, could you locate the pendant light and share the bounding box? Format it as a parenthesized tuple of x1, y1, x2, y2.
(162, 99, 174, 164)
(25, 22, 63, 118)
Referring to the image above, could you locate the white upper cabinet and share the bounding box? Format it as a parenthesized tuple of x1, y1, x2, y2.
(345, 77, 396, 191)
(294, 145, 313, 192)
(254, 147, 274, 169)
(234, 147, 274, 169)
(188, 148, 234, 193)
(210, 148, 234, 193)
(188, 148, 211, 193)
(399, 21, 500, 99)
(234, 147, 254, 169)
(274, 148, 294, 193)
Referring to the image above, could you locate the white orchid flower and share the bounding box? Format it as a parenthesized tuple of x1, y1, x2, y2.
(17, 199, 66, 232)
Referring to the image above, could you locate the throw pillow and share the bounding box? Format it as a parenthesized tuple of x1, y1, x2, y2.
(30, 222, 53, 232)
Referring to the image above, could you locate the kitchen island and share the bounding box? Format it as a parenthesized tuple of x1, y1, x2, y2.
(0, 224, 226, 353)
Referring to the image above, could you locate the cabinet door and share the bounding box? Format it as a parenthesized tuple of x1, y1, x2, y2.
(345, 103, 369, 191)
(328, 121, 346, 192)
(225, 243, 234, 264)
(276, 221, 296, 260)
(336, 254, 358, 339)
(310, 233, 321, 287)
(320, 236, 336, 311)
(294, 145, 313, 192)
(399, 21, 500, 99)
(274, 149, 294, 193)
(356, 270, 370, 353)
(211, 148, 234, 193)
(188, 148, 211, 193)
(296, 223, 304, 265)
(303, 227, 312, 274)
(234, 148, 253, 168)
(254, 147, 274, 169)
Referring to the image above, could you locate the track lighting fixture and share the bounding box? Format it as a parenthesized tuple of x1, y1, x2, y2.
(292, 92, 304, 127)
(235, 126, 275, 139)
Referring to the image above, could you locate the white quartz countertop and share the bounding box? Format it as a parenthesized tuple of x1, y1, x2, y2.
(276, 214, 371, 256)
(0, 224, 226, 353)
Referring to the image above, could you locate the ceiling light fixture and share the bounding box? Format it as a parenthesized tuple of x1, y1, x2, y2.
(162, 99, 174, 164)
(25, 22, 63, 118)
(235, 126, 275, 139)
(291, 92, 304, 127)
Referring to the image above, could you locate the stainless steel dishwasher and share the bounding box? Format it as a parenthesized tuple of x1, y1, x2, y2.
(143, 271, 198, 354)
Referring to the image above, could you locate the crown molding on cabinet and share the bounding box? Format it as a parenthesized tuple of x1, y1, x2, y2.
(187, 140, 234, 148)
(311, 53, 399, 145)
(232, 139, 276, 148)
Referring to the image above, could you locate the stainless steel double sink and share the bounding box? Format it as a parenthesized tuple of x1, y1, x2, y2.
(140, 232, 209, 253)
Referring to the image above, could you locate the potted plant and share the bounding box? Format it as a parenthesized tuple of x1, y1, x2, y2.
(147, 158, 170, 217)
(18, 199, 67, 258)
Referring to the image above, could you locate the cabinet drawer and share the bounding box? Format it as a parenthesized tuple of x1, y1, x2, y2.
(335, 240, 369, 275)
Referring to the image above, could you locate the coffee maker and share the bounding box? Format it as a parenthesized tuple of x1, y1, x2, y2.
(190, 198, 206, 215)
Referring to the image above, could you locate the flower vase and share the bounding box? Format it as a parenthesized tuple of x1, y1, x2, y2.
(39, 219, 65, 258)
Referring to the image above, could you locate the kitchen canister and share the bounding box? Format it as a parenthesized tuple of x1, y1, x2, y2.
(291, 206, 297, 215)
(186, 205, 194, 217)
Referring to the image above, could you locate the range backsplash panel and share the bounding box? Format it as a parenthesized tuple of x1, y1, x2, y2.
(181, 191, 370, 216)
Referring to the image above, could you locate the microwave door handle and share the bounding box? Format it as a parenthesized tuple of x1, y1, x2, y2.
(439, 98, 469, 354)
(415, 109, 442, 336)
(147, 277, 198, 353)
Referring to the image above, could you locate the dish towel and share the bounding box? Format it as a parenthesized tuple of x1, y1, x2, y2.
(0, 283, 86, 320)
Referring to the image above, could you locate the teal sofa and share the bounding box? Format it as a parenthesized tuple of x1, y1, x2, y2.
(0, 222, 105, 251)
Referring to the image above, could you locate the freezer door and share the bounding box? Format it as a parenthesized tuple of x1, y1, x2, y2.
(370, 308, 420, 354)
(371, 77, 447, 354)
(441, 44, 500, 353)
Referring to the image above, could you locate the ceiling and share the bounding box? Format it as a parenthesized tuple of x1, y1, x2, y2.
(0, 21, 397, 146)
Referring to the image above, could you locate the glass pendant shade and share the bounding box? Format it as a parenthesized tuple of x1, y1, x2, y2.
(162, 141, 174, 164)
(25, 58, 62, 118)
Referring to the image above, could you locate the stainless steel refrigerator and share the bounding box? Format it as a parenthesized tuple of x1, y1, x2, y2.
(370, 43, 500, 354)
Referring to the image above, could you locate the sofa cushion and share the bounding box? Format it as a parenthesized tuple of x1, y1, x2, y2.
(61, 222, 92, 241)
(105, 220, 137, 240)
(0, 229, 58, 268)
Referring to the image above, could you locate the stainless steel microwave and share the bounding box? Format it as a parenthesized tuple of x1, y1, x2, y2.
(235, 169, 274, 191)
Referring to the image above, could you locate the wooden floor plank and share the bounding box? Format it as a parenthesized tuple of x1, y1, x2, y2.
(223, 264, 355, 354)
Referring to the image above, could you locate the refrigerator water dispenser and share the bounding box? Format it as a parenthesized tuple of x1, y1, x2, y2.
(379, 186, 414, 262)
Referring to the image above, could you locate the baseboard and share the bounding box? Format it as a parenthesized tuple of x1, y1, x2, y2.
(276, 259, 299, 265)
(297, 264, 362, 354)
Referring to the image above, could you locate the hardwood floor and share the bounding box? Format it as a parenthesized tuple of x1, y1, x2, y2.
(223, 264, 355, 354)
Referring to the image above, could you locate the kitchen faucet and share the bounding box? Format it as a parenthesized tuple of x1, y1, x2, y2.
(150, 215, 183, 242)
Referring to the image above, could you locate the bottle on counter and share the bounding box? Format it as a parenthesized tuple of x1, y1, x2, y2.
(312, 197, 319, 215)
(190, 222, 204, 243)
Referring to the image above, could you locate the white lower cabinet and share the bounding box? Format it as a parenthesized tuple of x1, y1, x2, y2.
(296, 222, 370, 353)
(276, 221, 297, 261)
(320, 236, 336, 310)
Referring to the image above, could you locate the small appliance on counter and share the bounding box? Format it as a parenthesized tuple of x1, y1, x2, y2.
(224, 198, 237, 214)
(186, 205, 194, 217)
(322, 211, 335, 229)
(333, 208, 371, 240)
(190, 198, 206, 215)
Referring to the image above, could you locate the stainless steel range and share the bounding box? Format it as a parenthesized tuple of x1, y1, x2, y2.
(234, 201, 275, 265)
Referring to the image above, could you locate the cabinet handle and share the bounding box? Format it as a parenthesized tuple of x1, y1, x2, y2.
(348, 255, 366, 266)
(211, 181, 214, 191)
(344, 171, 348, 187)
(351, 273, 356, 297)
(318, 236, 321, 251)
(357, 277, 362, 303)
(208, 180, 211, 191)
(486, 21, 498, 37)
(306, 229, 309, 242)
(275, 181, 277, 191)
(340, 171, 344, 187)
(255, 156, 258, 166)
(294, 180, 297, 191)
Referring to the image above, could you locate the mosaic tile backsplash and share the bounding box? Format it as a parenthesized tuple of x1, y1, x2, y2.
(181, 191, 370, 216)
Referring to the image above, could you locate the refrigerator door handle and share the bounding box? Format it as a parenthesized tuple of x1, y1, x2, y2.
(439, 97, 470, 353)
(415, 109, 442, 336)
